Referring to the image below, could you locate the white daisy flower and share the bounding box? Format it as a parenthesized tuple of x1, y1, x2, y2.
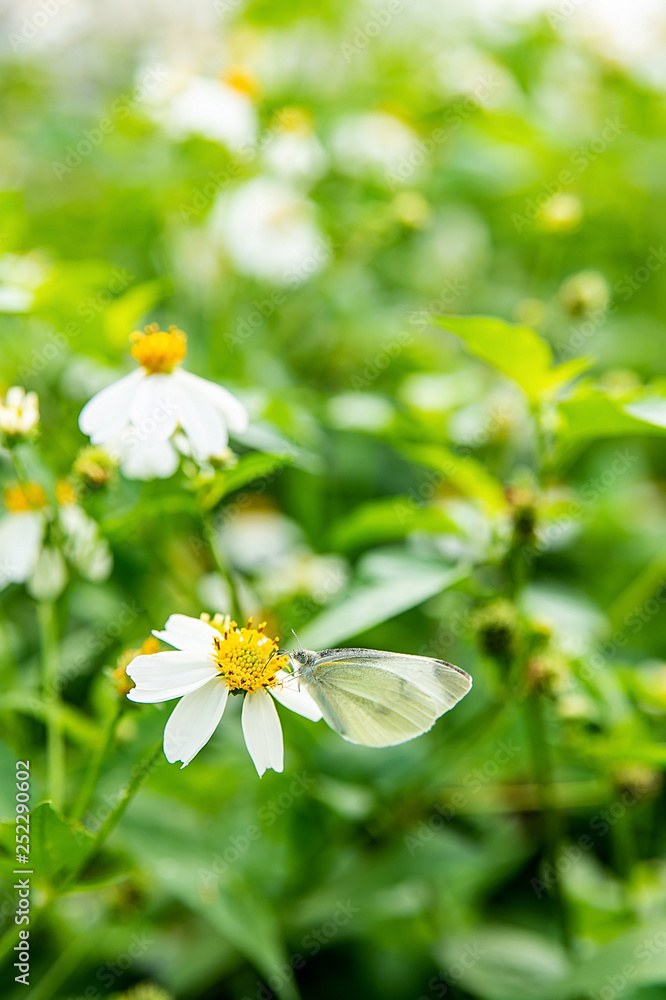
(211, 177, 329, 286)
(263, 108, 327, 187)
(0, 482, 47, 590)
(59, 502, 113, 582)
(78, 324, 249, 466)
(146, 70, 258, 153)
(0, 252, 51, 314)
(125, 613, 322, 776)
(331, 111, 419, 181)
(0, 479, 113, 595)
(0, 386, 39, 438)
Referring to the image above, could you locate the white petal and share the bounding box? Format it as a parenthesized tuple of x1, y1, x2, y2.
(163, 677, 229, 767)
(152, 613, 220, 654)
(175, 369, 249, 433)
(173, 381, 227, 460)
(0, 512, 44, 588)
(79, 370, 144, 443)
(270, 672, 323, 721)
(128, 374, 179, 443)
(241, 689, 284, 777)
(126, 651, 218, 703)
(119, 436, 180, 480)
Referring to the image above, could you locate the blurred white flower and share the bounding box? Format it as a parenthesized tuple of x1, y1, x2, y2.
(0, 252, 52, 314)
(28, 546, 67, 602)
(0, 480, 113, 595)
(0, 483, 47, 591)
(260, 551, 348, 606)
(218, 509, 303, 573)
(0, 386, 39, 438)
(79, 324, 248, 469)
(145, 71, 258, 152)
(211, 177, 329, 285)
(126, 613, 322, 774)
(263, 109, 327, 186)
(331, 112, 419, 180)
(60, 503, 113, 582)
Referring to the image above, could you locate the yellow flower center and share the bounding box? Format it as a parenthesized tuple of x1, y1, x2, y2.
(115, 636, 160, 697)
(4, 481, 48, 512)
(223, 67, 259, 100)
(130, 324, 187, 374)
(210, 617, 288, 693)
(55, 478, 78, 506)
(277, 106, 313, 134)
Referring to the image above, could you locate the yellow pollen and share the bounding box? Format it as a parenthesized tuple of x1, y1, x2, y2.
(130, 324, 187, 374)
(4, 481, 48, 512)
(211, 616, 288, 694)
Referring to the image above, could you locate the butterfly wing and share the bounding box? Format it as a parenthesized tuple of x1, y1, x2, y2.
(300, 649, 472, 748)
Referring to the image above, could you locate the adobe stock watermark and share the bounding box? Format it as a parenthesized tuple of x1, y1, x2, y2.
(385, 76, 499, 190)
(409, 278, 468, 331)
(18, 267, 134, 380)
(531, 787, 643, 900)
(589, 928, 666, 1000)
(43, 600, 143, 701)
(580, 579, 666, 681)
(51, 68, 169, 180)
(511, 118, 627, 232)
(340, 0, 403, 62)
(76, 751, 166, 840)
(524, 449, 638, 565)
(213, 0, 244, 20)
(404, 739, 521, 855)
(242, 900, 360, 1000)
(9, 0, 72, 51)
(63, 933, 154, 1000)
(546, 0, 584, 28)
(223, 236, 337, 351)
(559, 247, 666, 361)
(418, 942, 487, 999)
(350, 330, 412, 390)
(179, 108, 296, 221)
(198, 773, 315, 888)
(286, 567, 350, 627)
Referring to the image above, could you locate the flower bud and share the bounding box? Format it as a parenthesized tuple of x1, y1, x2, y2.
(73, 446, 117, 491)
(473, 600, 519, 663)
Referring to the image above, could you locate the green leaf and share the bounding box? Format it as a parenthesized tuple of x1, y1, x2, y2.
(624, 396, 666, 428)
(104, 278, 170, 349)
(433, 314, 590, 401)
(399, 442, 506, 512)
(0, 802, 94, 887)
(123, 810, 302, 1000)
(0, 693, 99, 746)
(298, 559, 468, 649)
(557, 919, 666, 998)
(329, 496, 457, 552)
(558, 390, 666, 444)
(199, 452, 295, 512)
(436, 925, 569, 1000)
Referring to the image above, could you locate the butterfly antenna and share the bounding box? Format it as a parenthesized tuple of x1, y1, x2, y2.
(292, 628, 304, 650)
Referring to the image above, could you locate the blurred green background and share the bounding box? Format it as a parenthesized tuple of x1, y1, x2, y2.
(2, 1, 666, 998)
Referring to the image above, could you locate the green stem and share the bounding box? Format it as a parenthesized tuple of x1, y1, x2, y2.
(38, 601, 65, 812)
(524, 694, 572, 951)
(204, 516, 243, 619)
(73, 742, 163, 879)
(25, 925, 104, 1000)
(72, 701, 125, 821)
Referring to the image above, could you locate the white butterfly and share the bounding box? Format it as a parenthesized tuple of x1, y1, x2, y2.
(279, 647, 472, 748)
